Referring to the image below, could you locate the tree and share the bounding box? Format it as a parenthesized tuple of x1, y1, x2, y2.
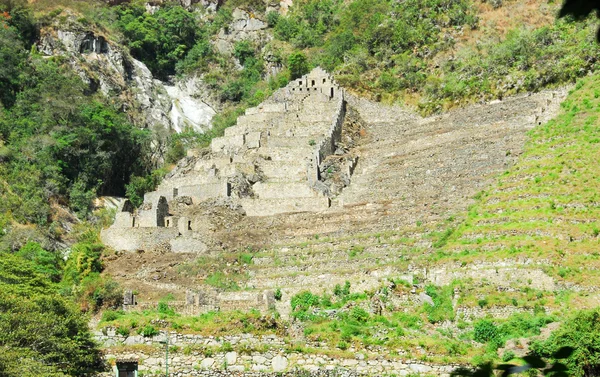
(559, 0, 600, 41)
(288, 51, 309, 79)
(0, 253, 104, 376)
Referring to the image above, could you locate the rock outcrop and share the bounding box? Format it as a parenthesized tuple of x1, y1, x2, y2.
(37, 11, 216, 136)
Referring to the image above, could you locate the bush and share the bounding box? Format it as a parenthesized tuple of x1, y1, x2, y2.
(140, 325, 159, 337)
(101, 310, 122, 322)
(158, 301, 175, 316)
(274, 288, 282, 301)
(531, 309, 600, 377)
(423, 284, 455, 323)
(233, 40, 255, 66)
(116, 326, 130, 337)
(349, 307, 370, 323)
(473, 319, 499, 343)
(116, 4, 200, 79)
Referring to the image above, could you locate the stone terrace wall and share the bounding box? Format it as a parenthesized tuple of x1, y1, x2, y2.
(97, 331, 458, 376)
(308, 93, 346, 186)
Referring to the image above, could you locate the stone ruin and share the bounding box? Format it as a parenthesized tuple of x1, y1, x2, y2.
(101, 67, 354, 252)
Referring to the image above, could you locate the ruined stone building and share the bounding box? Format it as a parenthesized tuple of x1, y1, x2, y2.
(101, 68, 353, 252)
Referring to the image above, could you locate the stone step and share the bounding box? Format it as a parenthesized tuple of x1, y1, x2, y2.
(249, 257, 398, 281)
(256, 147, 313, 161)
(240, 197, 330, 217)
(259, 160, 307, 181)
(177, 181, 231, 204)
(264, 136, 317, 149)
(252, 182, 320, 199)
(156, 175, 221, 193)
(211, 135, 245, 153)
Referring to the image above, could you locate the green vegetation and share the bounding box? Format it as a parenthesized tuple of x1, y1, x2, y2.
(115, 3, 200, 80)
(261, 0, 598, 113)
(100, 308, 280, 338)
(444, 72, 600, 288)
(0, 252, 104, 376)
(532, 309, 600, 377)
(0, 3, 155, 227)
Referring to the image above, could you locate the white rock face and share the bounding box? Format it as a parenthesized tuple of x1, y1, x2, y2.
(165, 81, 215, 134)
(38, 20, 171, 132)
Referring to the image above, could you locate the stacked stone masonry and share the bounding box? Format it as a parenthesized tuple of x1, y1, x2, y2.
(97, 331, 459, 377)
(101, 68, 348, 252)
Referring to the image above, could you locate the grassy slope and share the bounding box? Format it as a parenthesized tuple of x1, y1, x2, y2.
(445, 74, 600, 291)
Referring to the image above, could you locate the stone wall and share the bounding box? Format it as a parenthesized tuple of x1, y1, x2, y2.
(122, 290, 275, 315)
(100, 227, 179, 252)
(97, 331, 458, 377)
(308, 93, 346, 187)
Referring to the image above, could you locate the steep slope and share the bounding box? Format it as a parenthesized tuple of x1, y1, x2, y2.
(446, 75, 600, 293)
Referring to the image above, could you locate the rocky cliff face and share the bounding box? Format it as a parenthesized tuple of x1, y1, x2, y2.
(102, 0, 223, 11)
(37, 10, 217, 140)
(38, 13, 170, 131)
(35, 1, 295, 140)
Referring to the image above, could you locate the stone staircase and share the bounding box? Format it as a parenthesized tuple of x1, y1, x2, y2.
(102, 67, 347, 252)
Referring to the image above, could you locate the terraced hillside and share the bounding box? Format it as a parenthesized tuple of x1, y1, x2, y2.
(102, 85, 567, 306)
(97, 65, 600, 377)
(100, 78, 600, 375)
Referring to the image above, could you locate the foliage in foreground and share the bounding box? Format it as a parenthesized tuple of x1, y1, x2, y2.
(0, 253, 104, 376)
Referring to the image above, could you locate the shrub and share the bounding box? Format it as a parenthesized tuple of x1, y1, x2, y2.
(423, 284, 455, 323)
(140, 325, 159, 337)
(158, 301, 175, 316)
(239, 253, 253, 265)
(473, 319, 499, 343)
(221, 341, 233, 352)
(116, 326, 130, 337)
(531, 309, 600, 377)
(502, 350, 516, 362)
(101, 310, 122, 322)
(349, 307, 370, 323)
(274, 288, 282, 301)
(233, 40, 255, 66)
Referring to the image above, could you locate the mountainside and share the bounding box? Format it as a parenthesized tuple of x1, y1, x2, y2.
(2, 0, 600, 376)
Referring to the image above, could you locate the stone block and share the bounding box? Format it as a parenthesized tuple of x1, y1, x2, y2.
(113, 212, 135, 228)
(266, 136, 314, 148)
(225, 351, 237, 365)
(257, 147, 313, 161)
(253, 182, 317, 199)
(240, 197, 330, 217)
(260, 160, 307, 181)
(100, 227, 179, 252)
(272, 355, 288, 372)
(143, 190, 174, 204)
(200, 358, 215, 369)
(164, 216, 178, 228)
(252, 364, 269, 372)
(246, 131, 261, 149)
(194, 157, 231, 172)
(123, 335, 144, 346)
(178, 181, 230, 203)
(210, 137, 227, 153)
(178, 216, 192, 235)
